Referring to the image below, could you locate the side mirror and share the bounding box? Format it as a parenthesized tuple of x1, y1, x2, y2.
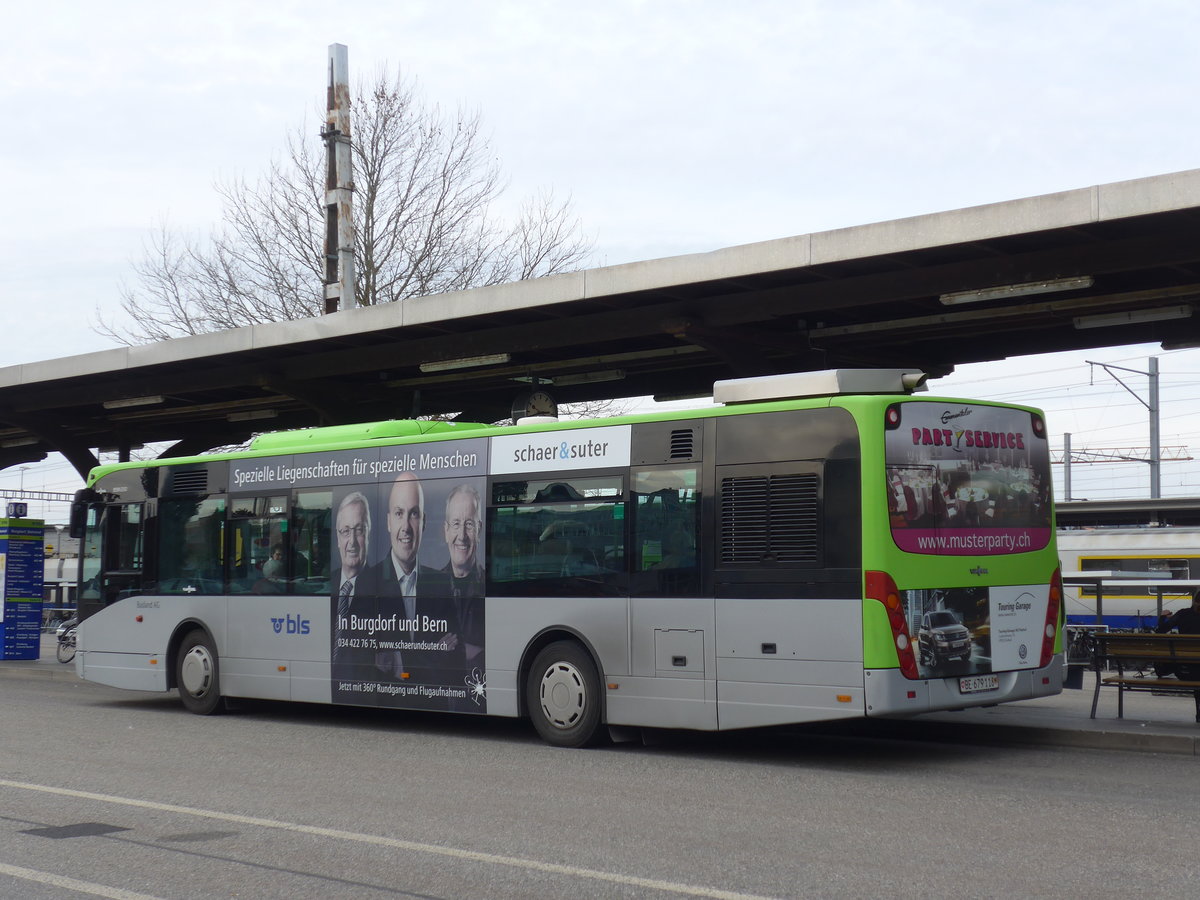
(68, 488, 98, 539)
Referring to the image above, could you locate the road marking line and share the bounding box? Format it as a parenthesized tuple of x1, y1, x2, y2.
(0, 778, 775, 900)
(0, 861, 165, 900)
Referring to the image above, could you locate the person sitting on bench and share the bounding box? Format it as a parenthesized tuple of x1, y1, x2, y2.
(1156, 589, 1200, 723)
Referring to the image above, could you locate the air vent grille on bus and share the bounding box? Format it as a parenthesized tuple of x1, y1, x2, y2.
(171, 470, 209, 495)
(669, 429, 695, 459)
(720, 473, 819, 564)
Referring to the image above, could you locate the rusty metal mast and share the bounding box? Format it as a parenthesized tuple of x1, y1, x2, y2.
(322, 43, 355, 313)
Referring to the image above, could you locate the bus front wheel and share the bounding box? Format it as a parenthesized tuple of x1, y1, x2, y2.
(176, 630, 222, 715)
(526, 641, 602, 748)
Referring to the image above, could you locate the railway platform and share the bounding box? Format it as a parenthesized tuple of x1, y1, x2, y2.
(862, 669, 1200, 756)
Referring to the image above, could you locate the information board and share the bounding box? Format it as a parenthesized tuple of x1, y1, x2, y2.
(0, 518, 45, 661)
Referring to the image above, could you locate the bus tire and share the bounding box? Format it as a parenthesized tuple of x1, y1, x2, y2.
(176, 630, 222, 715)
(527, 641, 602, 748)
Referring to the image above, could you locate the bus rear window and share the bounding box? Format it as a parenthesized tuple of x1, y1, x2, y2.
(884, 401, 1052, 556)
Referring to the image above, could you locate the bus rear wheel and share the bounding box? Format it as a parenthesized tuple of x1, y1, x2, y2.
(527, 641, 602, 748)
(176, 630, 223, 715)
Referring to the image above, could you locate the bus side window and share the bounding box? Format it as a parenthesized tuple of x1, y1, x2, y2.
(290, 490, 332, 594)
(111, 502, 145, 572)
(157, 497, 226, 595)
(227, 495, 288, 595)
(631, 467, 699, 597)
(487, 474, 626, 597)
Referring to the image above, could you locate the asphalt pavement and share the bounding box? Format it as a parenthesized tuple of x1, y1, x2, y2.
(4, 634, 1199, 756)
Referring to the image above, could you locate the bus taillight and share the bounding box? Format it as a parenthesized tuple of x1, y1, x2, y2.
(1040, 567, 1063, 667)
(865, 570, 920, 680)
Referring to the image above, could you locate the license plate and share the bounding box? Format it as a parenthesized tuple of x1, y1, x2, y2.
(959, 674, 999, 694)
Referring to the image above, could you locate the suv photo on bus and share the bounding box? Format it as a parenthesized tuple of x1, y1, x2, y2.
(918, 610, 972, 667)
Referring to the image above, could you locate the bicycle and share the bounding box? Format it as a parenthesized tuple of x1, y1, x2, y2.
(55, 616, 77, 664)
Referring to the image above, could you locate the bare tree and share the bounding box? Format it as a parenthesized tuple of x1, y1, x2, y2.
(97, 69, 592, 343)
(558, 398, 635, 420)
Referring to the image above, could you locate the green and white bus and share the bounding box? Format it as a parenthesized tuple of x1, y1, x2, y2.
(70, 369, 1063, 747)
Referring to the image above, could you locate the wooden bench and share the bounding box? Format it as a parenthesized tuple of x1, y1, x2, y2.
(1090, 632, 1200, 719)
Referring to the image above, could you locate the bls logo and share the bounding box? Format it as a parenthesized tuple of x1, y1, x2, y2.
(271, 614, 311, 635)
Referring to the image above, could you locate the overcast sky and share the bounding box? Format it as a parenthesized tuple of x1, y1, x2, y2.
(5, 0, 1200, 514)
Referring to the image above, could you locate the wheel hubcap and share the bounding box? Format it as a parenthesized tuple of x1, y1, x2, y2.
(180, 646, 214, 697)
(538, 660, 586, 729)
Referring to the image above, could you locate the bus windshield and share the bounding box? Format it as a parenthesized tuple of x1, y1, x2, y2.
(885, 401, 1052, 556)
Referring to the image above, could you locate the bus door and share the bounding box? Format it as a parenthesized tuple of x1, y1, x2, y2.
(76, 502, 145, 620)
(629, 465, 704, 679)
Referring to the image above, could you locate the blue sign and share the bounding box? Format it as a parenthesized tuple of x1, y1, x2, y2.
(0, 518, 45, 661)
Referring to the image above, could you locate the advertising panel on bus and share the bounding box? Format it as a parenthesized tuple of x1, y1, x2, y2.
(884, 402, 1052, 556)
(884, 401, 1055, 679)
(232, 439, 490, 712)
(896, 582, 1052, 680)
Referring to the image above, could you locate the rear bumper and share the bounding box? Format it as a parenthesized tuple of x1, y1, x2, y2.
(865, 657, 1063, 716)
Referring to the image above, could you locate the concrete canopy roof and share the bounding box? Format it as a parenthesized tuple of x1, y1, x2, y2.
(7, 167, 1200, 479)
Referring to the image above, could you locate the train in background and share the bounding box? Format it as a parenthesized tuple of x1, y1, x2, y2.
(1057, 526, 1200, 628)
(1055, 498, 1200, 629)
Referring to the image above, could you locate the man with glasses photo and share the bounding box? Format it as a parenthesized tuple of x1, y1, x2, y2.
(442, 482, 486, 691)
(331, 490, 373, 688)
